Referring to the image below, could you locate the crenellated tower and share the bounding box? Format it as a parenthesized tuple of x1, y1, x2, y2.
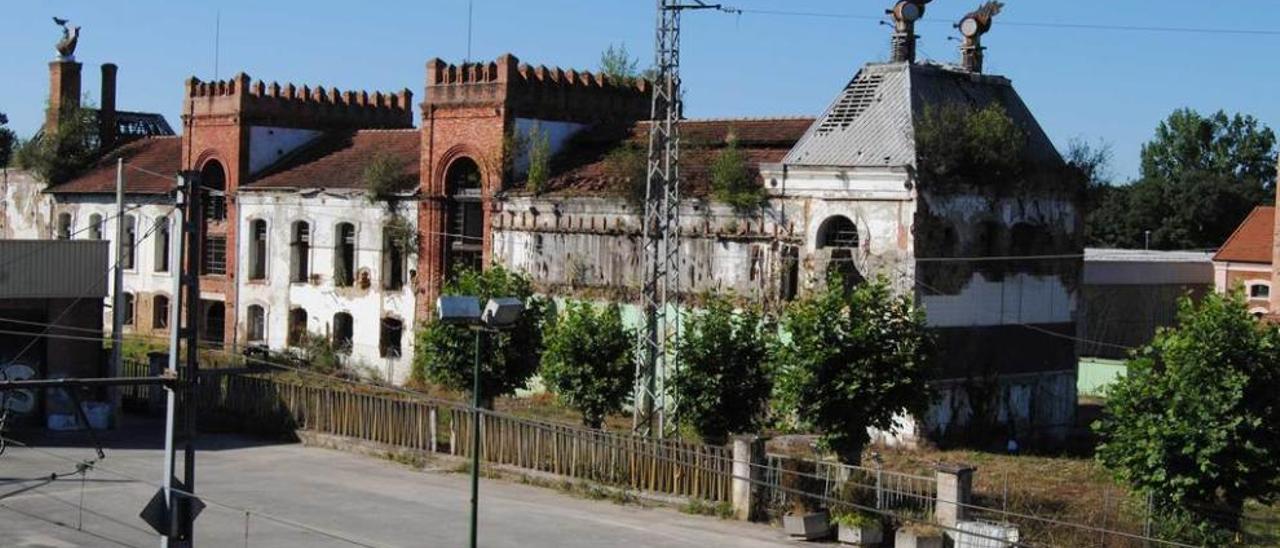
(417, 53, 650, 313)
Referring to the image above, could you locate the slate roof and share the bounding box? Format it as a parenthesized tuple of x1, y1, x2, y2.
(784, 62, 1061, 168)
(45, 136, 181, 195)
(246, 129, 420, 191)
(1213, 206, 1274, 265)
(535, 117, 813, 196)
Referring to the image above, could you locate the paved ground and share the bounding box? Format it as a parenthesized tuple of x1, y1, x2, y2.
(0, 418, 792, 547)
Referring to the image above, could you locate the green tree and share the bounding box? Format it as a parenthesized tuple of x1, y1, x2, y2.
(1094, 292, 1280, 542)
(599, 43, 640, 83)
(771, 276, 934, 463)
(709, 136, 763, 212)
(672, 296, 774, 444)
(413, 265, 548, 407)
(0, 112, 16, 168)
(1087, 109, 1277, 249)
(540, 301, 634, 428)
(15, 102, 99, 185)
(526, 123, 552, 194)
(916, 102, 1028, 182)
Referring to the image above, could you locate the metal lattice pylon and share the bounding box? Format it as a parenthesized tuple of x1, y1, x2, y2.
(635, 0, 724, 437)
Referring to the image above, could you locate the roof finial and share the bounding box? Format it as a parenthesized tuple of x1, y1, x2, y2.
(957, 1, 1004, 73)
(52, 17, 80, 61)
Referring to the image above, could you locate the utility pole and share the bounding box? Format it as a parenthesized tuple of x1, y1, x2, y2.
(634, 0, 730, 437)
(160, 176, 187, 548)
(112, 158, 125, 428)
(174, 170, 202, 546)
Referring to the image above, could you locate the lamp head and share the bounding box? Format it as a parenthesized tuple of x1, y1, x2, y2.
(437, 296, 482, 325)
(482, 298, 524, 329)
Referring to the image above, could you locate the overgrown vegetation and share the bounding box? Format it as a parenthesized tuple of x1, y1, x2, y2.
(0, 112, 15, 168)
(540, 301, 635, 429)
(15, 101, 99, 185)
(412, 265, 548, 408)
(708, 136, 763, 211)
(363, 151, 414, 206)
(603, 142, 648, 206)
(671, 295, 773, 444)
(915, 102, 1029, 184)
(1094, 291, 1280, 543)
(525, 123, 552, 194)
(382, 213, 418, 257)
(598, 43, 641, 84)
(771, 275, 934, 464)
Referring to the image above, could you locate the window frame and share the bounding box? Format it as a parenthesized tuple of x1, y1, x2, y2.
(248, 218, 269, 281)
(290, 220, 312, 284)
(333, 222, 358, 288)
(246, 304, 267, 344)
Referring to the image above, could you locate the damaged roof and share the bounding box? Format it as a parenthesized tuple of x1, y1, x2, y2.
(1214, 206, 1274, 265)
(534, 117, 814, 196)
(784, 62, 1061, 168)
(246, 129, 420, 191)
(45, 136, 181, 195)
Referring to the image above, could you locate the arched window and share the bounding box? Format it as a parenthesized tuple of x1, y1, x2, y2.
(121, 215, 137, 270)
(121, 292, 135, 325)
(334, 223, 356, 287)
(380, 317, 404, 358)
(88, 214, 103, 240)
(204, 301, 225, 347)
(248, 219, 268, 280)
(152, 295, 170, 330)
(247, 305, 266, 343)
(816, 215, 863, 288)
(332, 312, 354, 354)
(201, 160, 227, 223)
(288, 308, 308, 347)
(154, 217, 170, 273)
(1248, 283, 1271, 300)
(56, 212, 72, 239)
(291, 221, 311, 283)
(200, 160, 228, 275)
(446, 158, 484, 275)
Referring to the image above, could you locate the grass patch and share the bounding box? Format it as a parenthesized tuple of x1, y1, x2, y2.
(681, 499, 734, 520)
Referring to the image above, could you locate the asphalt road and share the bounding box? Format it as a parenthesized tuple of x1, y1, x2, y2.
(0, 419, 791, 547)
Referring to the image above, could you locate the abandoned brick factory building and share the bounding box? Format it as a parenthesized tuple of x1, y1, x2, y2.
(3, 21, 1084, 444)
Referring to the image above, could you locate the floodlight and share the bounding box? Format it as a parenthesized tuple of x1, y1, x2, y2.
(481, 298, 524, 329)
(437, 296, 482, 325)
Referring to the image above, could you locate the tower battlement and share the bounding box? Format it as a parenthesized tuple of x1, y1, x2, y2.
(424, 54, 649, 124)
(185, 73, 413, 129)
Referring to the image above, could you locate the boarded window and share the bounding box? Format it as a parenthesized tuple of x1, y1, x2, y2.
(333, 312, 353, 354)
(88, 214, 103, 240)
(247, 305, 266, 343)
(291, 221, 311, 282)
(380, 317, 404, 358)
(154, 217, 170, 273)
(56, 213, 72, 239)
(122, 292, 135, 325)
(249, 219, 268, 280)
(121, 215, 137, 270)
(288, 308, 308, 347)
(334, 223, 356, 287)
(152, 295, 169, 330)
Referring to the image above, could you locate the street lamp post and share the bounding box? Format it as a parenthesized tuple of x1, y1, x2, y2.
(437, 296, 524, 548)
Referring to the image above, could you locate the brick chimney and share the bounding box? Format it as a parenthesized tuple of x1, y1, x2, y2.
(889, 1, 929, 64)
(957, 2, 1004, 73)
(99, 63, 118, 151)
(45, 59, 82, 135)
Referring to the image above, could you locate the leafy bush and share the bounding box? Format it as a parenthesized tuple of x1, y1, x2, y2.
(412, 265, 548, 407)
(915, 102, 1027, 182)
(383, 213, 418, 256)
(603, 142, 648, 206)
(709, 137, 763, 211)
(1094, 291, 1280, 542)
(671, 295, 773, 444)
(771, 276, 934, 463)
(16, 102, 99, 185)
(363, 152, 414, 206)
(526, 123, 552, 194)
(540, 301, 635, 428)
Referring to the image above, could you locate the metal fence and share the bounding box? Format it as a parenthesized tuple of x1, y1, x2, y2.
(761, 453, 936, 518)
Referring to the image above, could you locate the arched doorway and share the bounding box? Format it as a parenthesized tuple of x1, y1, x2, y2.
(816, 215, 864, 289)
(445, 158, 484, 276)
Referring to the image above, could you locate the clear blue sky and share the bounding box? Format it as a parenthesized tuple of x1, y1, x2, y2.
(4, 0, 1279, 181)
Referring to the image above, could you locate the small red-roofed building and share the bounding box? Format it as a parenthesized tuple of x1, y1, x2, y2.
(1213, 206, 1275, 318)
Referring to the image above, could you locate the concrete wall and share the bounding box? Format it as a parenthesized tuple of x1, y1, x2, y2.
(248, 126, 322, 176)
(237, 190, 417, 384)
(0, 169, 54, 239)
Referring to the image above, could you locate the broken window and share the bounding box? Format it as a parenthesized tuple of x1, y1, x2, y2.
(56, 212, 72, 239)
(288, 308, 308, 347)
(780, 245, 800, 302)
(203, 301, 226, 348)
(88, 214, 103, 240)
(332, 312, 353, 354)
(382, 225, 405, 291)
(291, 221, 311, 283)
(121, 292, 135, 325)
(154, 217, 170, 273)
(334, 223, 356, 287)
(121, 215, 137, 270)
(445, 158, 484, 275)
(152, 294, 169, 330)
(201, 161, 227, 223)
(248, 219, 268, 281)
(201, 235, 227, 275)
(247, 304, 266, 343)
(380, 317, 404, 359)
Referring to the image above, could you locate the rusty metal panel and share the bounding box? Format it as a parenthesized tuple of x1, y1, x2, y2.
(0, 240, 110, 299)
